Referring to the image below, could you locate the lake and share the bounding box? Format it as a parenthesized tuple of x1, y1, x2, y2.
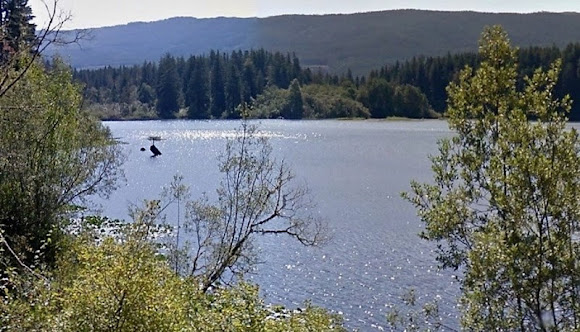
(99, 119, 460, 330)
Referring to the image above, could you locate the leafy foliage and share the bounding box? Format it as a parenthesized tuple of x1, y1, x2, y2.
(302, 83, 370, 119)
(0, 58, 123, 270)
(386, 289, 446, 332)
(357, 78, 435, 118)
(247, 85, 290, 118)
(404, 26, 580, 330)
(0, 222, 344, 331)
(246, 82, 371, 119)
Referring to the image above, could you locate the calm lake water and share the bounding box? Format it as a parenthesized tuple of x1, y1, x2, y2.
(99, 119, 461, 330)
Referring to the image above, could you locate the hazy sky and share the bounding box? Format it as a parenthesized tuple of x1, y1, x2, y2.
(29, 0, 580, 29)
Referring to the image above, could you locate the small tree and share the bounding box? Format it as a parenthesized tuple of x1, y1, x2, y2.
(284, 78, 303, 119)
(404, 26, 580, 330)
(157, 122, 327, 292)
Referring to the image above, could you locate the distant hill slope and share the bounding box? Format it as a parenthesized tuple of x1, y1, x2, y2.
(48, 10, 580, 76)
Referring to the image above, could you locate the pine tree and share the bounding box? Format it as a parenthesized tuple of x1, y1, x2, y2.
(225, 63, 241, 118)
(209, 52, 226, 118)
(0, 0, 36, 64)
(186, 57, 210, 119)
(241, 58, 257, 103)
(284, 78, 303, 119)
(156, 54, 181, 118)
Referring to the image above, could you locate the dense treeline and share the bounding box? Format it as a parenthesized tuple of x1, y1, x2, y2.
(74, 49, 305, 119)
(372, 43, 580, 119)
(74, 49, 436, 120)
(75, 42, 580, 121)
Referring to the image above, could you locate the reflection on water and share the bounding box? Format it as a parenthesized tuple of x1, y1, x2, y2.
(99, 119, 460, 330)
(136, 128, 307, 141)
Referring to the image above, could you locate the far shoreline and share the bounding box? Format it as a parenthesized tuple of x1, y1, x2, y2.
(100, 116, 445, 122)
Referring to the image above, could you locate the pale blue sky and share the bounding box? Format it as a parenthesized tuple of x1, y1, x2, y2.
(29, 0, 580, 29)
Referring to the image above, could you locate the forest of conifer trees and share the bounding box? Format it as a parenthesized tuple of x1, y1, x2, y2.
(75, 50, 306, 119)
(371, 43, 580, 119)
(73, 43, 580, 121)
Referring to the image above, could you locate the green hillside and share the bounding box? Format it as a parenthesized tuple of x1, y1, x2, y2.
(49, 10, 580, 76)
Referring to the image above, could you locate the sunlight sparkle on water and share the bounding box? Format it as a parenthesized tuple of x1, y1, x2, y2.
(133, 129, 306, 142)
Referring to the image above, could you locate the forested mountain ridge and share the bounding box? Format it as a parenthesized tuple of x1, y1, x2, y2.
(50, 10, 580, 76)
